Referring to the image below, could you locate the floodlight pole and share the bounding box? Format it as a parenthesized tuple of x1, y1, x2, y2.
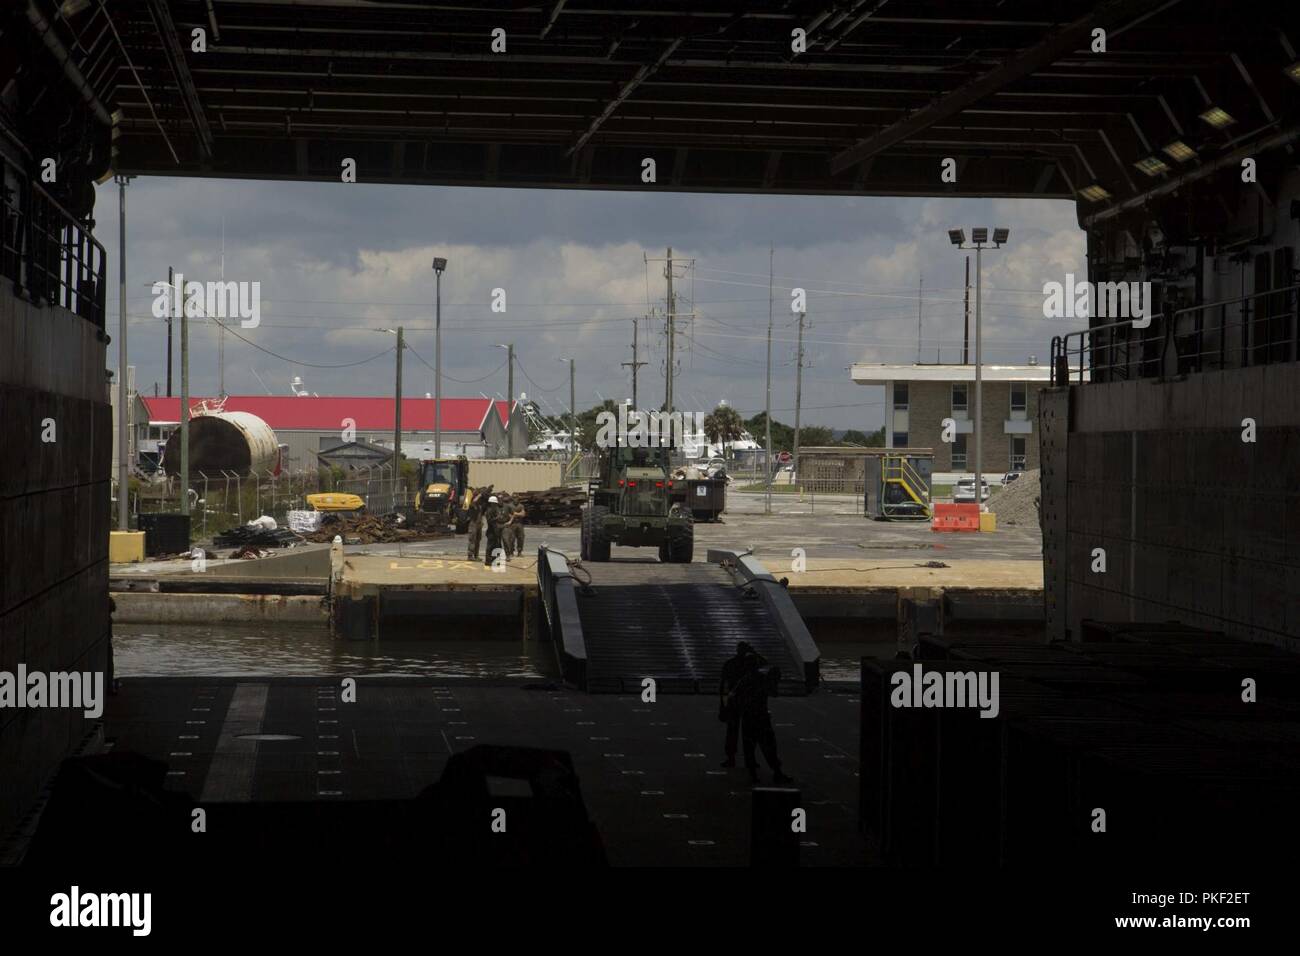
(948, 229, 1008, 511)
(974, 243, 983, 508)
(432, 258, 446, 457)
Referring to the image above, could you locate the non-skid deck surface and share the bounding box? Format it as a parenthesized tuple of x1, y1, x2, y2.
(99, 677, 865, 866)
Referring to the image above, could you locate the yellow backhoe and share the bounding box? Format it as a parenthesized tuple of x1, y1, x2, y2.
(415, 456, 473, 532)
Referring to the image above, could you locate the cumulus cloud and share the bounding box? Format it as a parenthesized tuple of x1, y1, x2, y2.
(96, 179, 1084, 430)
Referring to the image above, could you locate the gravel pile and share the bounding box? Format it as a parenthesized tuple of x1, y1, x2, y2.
(989, 469, 1041, 527)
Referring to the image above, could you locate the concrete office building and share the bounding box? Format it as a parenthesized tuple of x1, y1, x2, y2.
(851, 363, 1052, 476)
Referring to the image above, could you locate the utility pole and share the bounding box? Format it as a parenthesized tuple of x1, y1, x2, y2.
(218, 216, 226, 396)
(794, 308, 806, 476)
(179, 270, 190, 517)
(568, 358, 576, 453)
(764, 244, 773, 515)
(963, 256, 971, 365)
(166, 265, 174, 396)
(621, 318, 647, 409)
(392, 327, 404, 476)
(498, 342, 515, 455)
(116, 175, 131, 530)
(916, 271, 923, 363)
(664, 247, 675, 414)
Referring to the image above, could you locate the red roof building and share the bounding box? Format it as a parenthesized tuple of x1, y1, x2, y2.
(132, 395, 526, 471)
(138, 395, 511, 433)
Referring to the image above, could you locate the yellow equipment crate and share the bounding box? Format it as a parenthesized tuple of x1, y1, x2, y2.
(109, 531, 146, 563)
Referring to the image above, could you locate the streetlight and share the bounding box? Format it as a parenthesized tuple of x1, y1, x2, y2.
(948, 226, 1010, 511)
(496, 343, 514, 455)
(432, 257, 447, 457)
(558, 357, 575, 454)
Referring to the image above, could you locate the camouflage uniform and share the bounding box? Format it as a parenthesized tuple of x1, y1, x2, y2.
(503, 497, 527, 556)
(484, 501, 509, 566)
(466, 504, 484, 560)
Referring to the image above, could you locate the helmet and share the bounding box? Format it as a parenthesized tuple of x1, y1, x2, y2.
(488, 495, 499, 503)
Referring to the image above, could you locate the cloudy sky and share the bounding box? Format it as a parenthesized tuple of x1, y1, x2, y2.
(94, 177, 1086, 432)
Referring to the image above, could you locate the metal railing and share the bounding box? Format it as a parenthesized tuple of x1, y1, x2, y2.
(883, 455, 931, 512)
(1, 152, 106, 328)
(1051, 284, 1300, 386)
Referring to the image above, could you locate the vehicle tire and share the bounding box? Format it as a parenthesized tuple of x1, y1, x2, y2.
(669, 527, 694, 563)
(658, 541, 670, 562)
(584, 504, 611, 562)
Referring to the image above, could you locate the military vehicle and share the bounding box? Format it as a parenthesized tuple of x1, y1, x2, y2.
(581, 444, 693, 562)
(416, 456, 473, 532)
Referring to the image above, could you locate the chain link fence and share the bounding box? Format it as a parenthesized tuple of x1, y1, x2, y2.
(113, 465, 412, 540)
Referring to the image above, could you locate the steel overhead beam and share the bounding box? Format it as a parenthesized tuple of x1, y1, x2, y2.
(823, 1, 891, 51)
(829, 0, 1177, 174)
(146, 0, 214, 158)
(540, 0, 567, 40)
(1082, 122, 1300, 226)
(568, 36, 683, 157)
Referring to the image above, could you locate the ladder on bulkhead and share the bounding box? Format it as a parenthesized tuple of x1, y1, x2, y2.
(880, 455, 931, 519)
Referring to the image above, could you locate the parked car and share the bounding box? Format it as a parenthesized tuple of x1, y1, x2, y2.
(953, 478, 991, 503)
(1002, 471, 1023, 484)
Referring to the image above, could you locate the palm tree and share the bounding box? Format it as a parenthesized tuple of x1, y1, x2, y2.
(703, 403, 744, 459)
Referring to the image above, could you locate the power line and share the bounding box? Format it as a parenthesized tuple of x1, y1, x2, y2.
(513, 357, 568, 393)
(203, 311, 397, 369)
(404, 342, 507, 384)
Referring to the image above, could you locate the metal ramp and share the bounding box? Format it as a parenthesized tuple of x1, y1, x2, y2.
(538, 548, 820, 694)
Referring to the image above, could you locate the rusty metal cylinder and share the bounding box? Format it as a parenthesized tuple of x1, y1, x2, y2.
(162, 410, 281, 477)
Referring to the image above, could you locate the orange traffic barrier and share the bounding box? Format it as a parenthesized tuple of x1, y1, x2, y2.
(931, 502, 979, 532)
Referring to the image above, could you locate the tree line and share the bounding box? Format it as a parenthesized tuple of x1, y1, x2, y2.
(526, 399, 883, 456)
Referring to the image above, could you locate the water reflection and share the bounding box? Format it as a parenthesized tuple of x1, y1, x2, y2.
(114, 624, 557, 679)
(115, 624, 881, 684)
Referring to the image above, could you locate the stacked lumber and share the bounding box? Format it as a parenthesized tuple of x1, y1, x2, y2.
(513, 486, 587, 527)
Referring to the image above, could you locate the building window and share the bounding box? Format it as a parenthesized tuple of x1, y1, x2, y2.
(892, 431, 908, 448)
(1010, 382, 1027, 414)
(951, 383, 968, 415)
(951, 433, 967, 470)
(893, 382, 909, 410)
(1009, 436, 1027, 472)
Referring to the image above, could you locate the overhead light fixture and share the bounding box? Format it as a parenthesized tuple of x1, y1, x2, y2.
(992, 227, 1010, 246)
(432, 257, 447, 273)
(1134, 155, 1170, 176)
(1199, 106, 1235, 129)
(948, 229, 966, 246)
(1162, 140, 1196, 163)
(1079, 183, 1112, 202)
(971, 227, 988, 244)
(1284, 61, 1300, 84)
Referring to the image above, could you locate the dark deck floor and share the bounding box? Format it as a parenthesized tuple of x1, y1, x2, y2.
(101, 677, 867, 866)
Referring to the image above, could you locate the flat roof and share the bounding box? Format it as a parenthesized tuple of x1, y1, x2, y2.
(851, 364, 1054, 384)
